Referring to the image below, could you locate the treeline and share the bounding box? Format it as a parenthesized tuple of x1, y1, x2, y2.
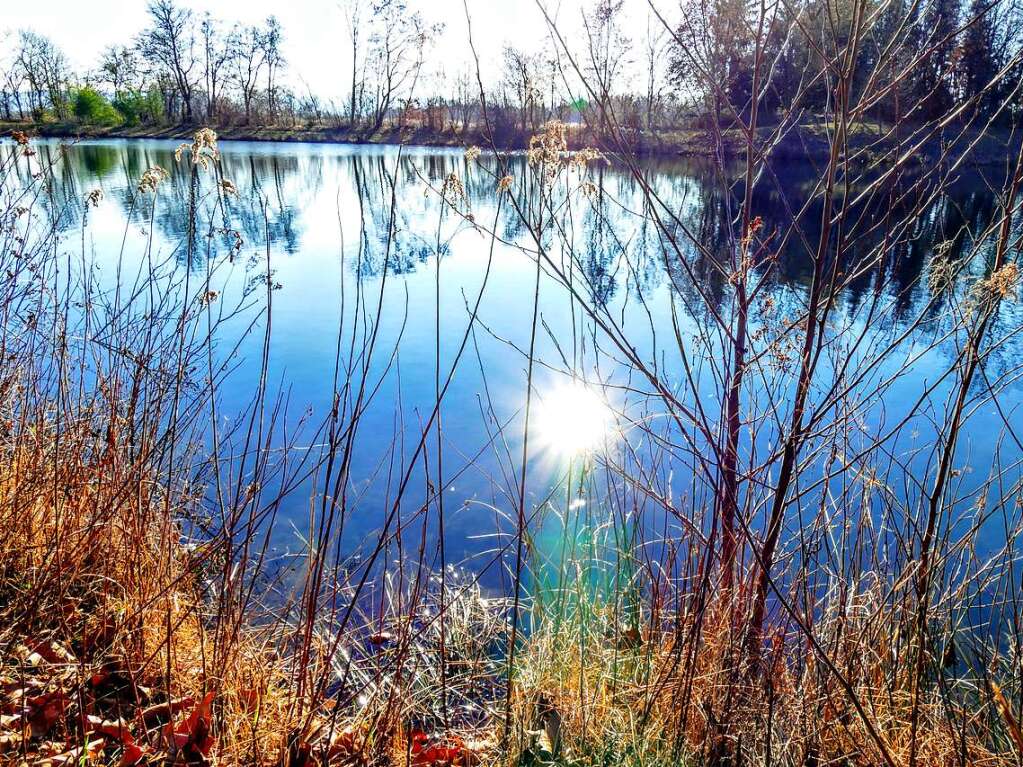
(1, 0, 1021, 141)
(669, 0, 1023, 127)
(0, 1, 290, 128)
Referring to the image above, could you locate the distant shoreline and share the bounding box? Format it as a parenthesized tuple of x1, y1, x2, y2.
(4, 119, 717, 157)
(3, 119, 1018, 166)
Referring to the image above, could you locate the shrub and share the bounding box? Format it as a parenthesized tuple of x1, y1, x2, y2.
(30, 106, 57, 123)
(112, 86, 164, 127)
(72, 86, 122, 126)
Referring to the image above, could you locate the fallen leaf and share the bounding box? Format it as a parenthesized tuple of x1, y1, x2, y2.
(119, 742, 148, 766)
(286, 738, 316, 767)
(326, 723, 367, 760)
(86, 714, 134, 745)
(140, 696, 194, 726)
(27, 691, 68, 737)
(0, 732, 22, 752)
(411, 732, 479, 766)
(28, 640, 76, 665)
(164, 691, 216, 761)
(38, 736, 105, 766)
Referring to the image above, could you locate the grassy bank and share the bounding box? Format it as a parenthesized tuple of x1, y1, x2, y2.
(2, 125, 1023, 767)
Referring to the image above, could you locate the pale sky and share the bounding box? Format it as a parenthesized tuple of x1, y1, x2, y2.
(2, 0, 672, 103)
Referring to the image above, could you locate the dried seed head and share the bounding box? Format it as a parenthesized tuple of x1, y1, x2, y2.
(441, 172, 467, 208)
(569, 147, 605, 170)
(528, 121, 570, 187)
(138, 166, 170, 194)
(176, 128, 220, 170)
(986, 262, 1019, 300)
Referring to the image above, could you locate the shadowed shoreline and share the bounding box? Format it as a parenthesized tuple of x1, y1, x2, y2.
(5, 118, 1019, 165)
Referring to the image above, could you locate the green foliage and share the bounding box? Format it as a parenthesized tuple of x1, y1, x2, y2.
(71, 87, 122, 127)
(30, 107, 55, 123)
(112, 87, 165, 127)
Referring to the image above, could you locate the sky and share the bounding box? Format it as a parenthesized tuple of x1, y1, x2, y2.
(1, 0, 670, 103)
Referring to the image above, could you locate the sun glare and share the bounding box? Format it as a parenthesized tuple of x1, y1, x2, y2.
(534, 380, 613, 457)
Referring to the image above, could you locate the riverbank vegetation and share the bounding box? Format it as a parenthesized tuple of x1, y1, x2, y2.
(1, 0, 1022, 153)
(2, 0, 1023, 765)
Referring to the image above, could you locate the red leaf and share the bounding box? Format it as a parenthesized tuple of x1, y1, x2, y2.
(410, 733, 477, 766)
(410, 729, 429, 753)
(118, 743, 147, 766)
(27, 691, 67, 737)
(166, 691, 216, 760)
(86, 714, 134, 745)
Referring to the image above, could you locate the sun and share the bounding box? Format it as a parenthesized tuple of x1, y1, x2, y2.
(534, 379, 613, 457)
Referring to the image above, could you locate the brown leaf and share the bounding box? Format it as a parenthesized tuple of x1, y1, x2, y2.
(86, 714, 134, 745)
(0, 731, 23, 753)
(164, 691, 216, 761)
(140, 696, 194, 726)
(28, 640, 76, 665)
(27, 691, 68, 737)
(326, 723, 367, 760)
(37, 736, 106, 766)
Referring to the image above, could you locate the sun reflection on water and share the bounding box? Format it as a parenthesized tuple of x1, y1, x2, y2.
(534, 379, 614, 457)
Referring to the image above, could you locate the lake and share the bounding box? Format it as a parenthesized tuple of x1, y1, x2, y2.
(8, 137, 1022, 592)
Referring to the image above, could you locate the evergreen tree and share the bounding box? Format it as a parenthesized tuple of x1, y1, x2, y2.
(959, 0, 998, 117)
(917, 0, 962, 118)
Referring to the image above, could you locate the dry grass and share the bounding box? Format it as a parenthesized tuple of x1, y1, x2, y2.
(504, 579, 1021, 767)
(0, 414, 299, 764)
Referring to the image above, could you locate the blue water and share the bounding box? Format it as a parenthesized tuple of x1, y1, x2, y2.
(11, 137, 1022, 590)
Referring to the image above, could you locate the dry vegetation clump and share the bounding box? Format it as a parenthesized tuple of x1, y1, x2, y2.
(0, 412, 299, 765)
(2, 445, 1021, 767)
(503, 575, 1023, 767)
(0, 128, 505, 767)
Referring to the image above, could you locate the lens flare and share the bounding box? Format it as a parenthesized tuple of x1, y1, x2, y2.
(534, 380, 613, 456)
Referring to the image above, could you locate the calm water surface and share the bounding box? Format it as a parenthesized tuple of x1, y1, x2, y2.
(12, 137, 1023, 586)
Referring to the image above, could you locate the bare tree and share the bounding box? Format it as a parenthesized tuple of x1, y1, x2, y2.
(201, 14, 233, 121)
(15, 31, 71, 120)
(0, 31, 27, 120)
(643, 11, 668, 131)
(341, 0, 365, 127)
(669, 0, 753, 127)
(97, 45, 143, 96)
(501, 45, 539, 133)
(261, 17, 285, 122)
(138, 0, 198, 122)
(365, 0, 435, 132)
(230, 25, 266, 124)
(583, 0, 631, 134)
